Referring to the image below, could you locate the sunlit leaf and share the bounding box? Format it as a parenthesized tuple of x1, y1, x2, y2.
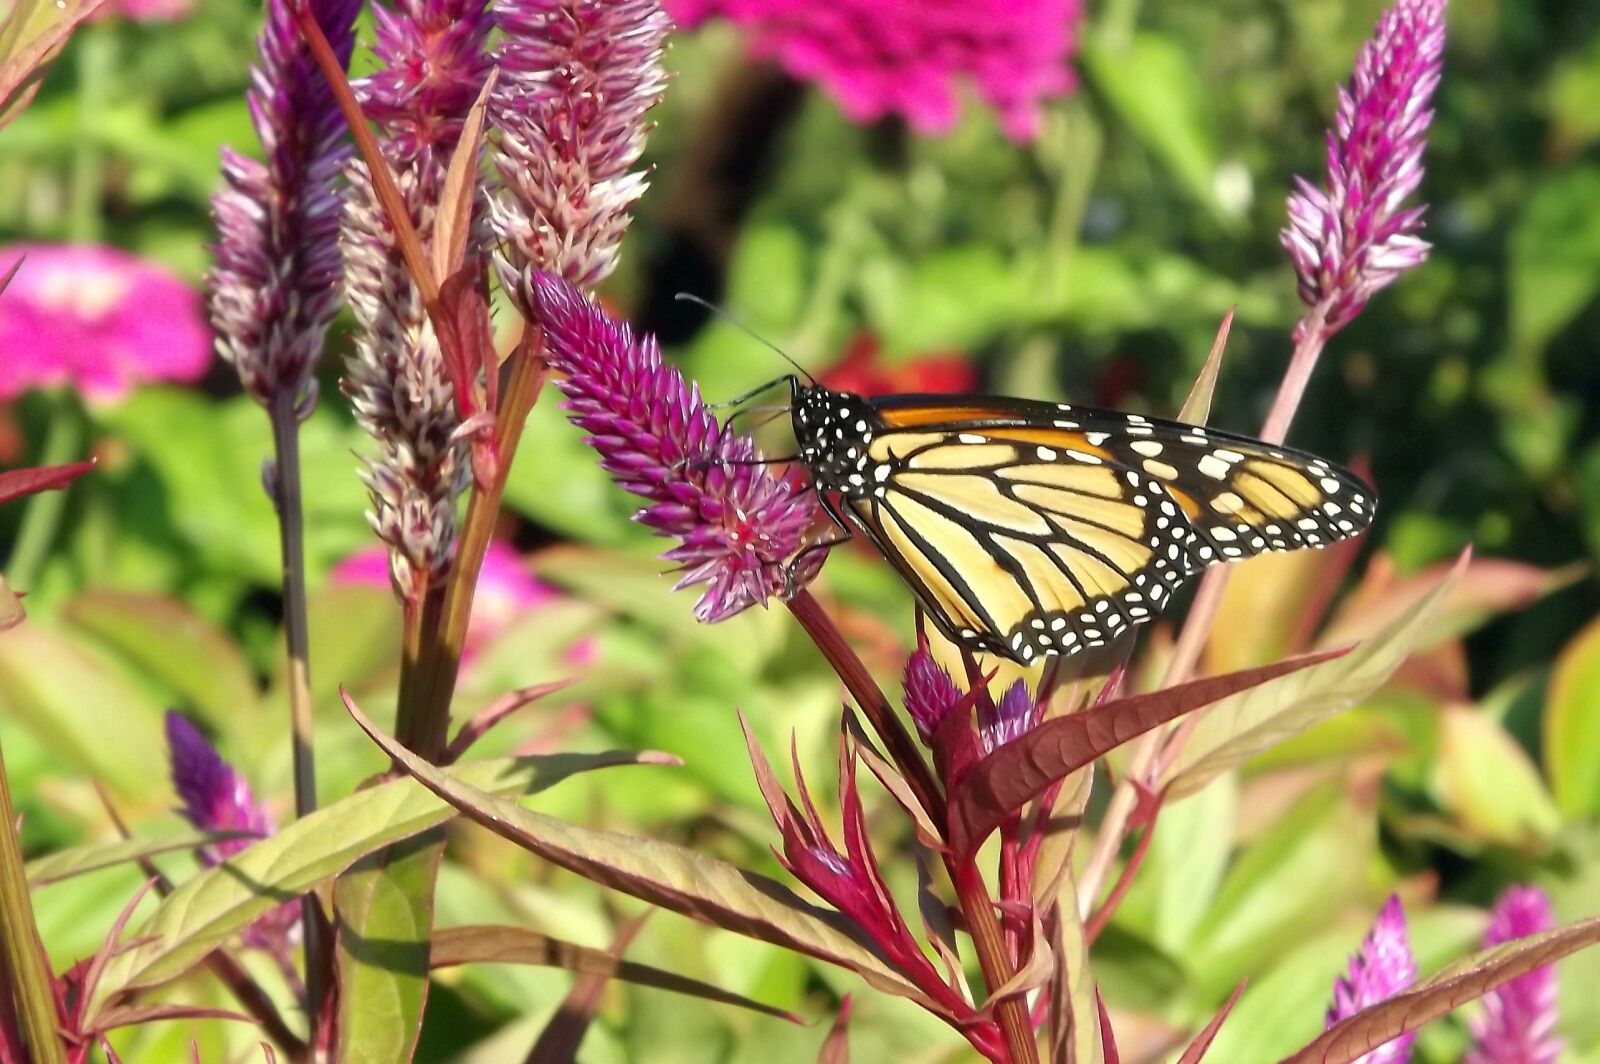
(63, 590, 259, 722)
(1164, 555, 1463, 798)
(346, 698, 944, 1013)
(1281, 915, 1600, 1064)
(1435, 707, 1560, 847)
(948, 649, 1348, 853)
(25, 831, 242, 887)
(0, 0, 108, 128)
(431, 924, 799, 1022)
(1547, 615, 1600, 818)
(87, 751, 663, 1018)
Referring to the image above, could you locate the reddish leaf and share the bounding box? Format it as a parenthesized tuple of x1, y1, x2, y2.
(1176, 981, 1245, 1064)
(817, 996, 851, 1064)
(0, 460, 94, 506)
(1097, 991, 1120, 1064)
(429, 924, 799, 1022)
(527, 914, 647, 1064)
(431, 69, 496, 285)
(0, 0, 110, 129)
(947, 649, 1350, 853)
(1281, 914, 1600, 1064)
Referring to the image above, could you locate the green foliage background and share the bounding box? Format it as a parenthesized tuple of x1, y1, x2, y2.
(3, 0, 1600, 1060)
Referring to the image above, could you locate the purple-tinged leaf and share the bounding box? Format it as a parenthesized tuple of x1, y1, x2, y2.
(345, 695, 946, 1012)
(948, 649, 1350, 853)
(1282, 915, 1600, 1064)
(1177, 981, 1246, 1064)
(430, 68, 496, 286)
(0, 460, 94, 507)
(817, 996, 851, 1064)
(429, 924, 800, 1022)
(1098, 990, 1121, 1064)
(527, 914, 647, 1064)
(92, 1003, 255, 1033)
(0, 0, 110, 129)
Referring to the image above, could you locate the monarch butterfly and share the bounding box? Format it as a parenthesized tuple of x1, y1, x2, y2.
(787, 377, 1374, 665)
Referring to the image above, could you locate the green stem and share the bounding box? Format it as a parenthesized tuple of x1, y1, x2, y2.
(267, 391, 323, 1046)
(0, 729, 66, 1064)
(70, 25, 113, 244)
(7, 394, 85, 592)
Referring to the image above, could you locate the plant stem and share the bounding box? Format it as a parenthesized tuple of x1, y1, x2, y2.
(70, 25, 112, 244)
(785, 590, 1038, 1064)
(7, 393, 86, 592)
(396, 331, 550, 758)
(267, 390, 324, 1046)
(0, 729, 66, 1064)
(1077, 302, 1336, 917)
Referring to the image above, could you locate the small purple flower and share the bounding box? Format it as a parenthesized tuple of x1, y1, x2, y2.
(164, 712, 296, 951)
(1466, 886, 1562, 1064)
(531, 272, 825, 622)
(977, 680, 1038, 754)
(1327, 894, 1418, 1063)
(490, 0, 671, 307)
(208, 0, 360, 416)
(903, 647, 962, 742)
(1281, 0, 1446, 337)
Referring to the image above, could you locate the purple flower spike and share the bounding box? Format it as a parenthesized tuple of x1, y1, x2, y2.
(1466, 886, 1562, 1064)
(1327, 895, 1418, 1064)
(490, 0, 672, 306)
(1281, 0, 1445, 337)
(165, 712, 297, 951)
(532, 272, 826, 622)
(978, 680, 1039, 754)
(343, 0, 493, 601)
(903, 647, 962, 743)
(208, 0, 361, 417)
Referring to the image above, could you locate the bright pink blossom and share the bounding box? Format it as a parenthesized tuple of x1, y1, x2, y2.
(666, 0, 1080, 142)
(0, 244, 209, 402)
(1467, 886, 1562, 1064)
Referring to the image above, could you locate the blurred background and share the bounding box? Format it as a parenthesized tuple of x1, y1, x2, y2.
(2, 0, 1599, 1060)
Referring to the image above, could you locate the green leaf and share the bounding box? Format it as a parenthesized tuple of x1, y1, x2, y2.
(346, 699, 944, 1013)
(0, 620, 167, 798)
(431, 924, 799, 1022)
(62, 590, 258, 722)
(335, 835, 442, 1064)
(1546, 615, 1600, 817)
(1435, 707, 1560, 847)
(25, 831, 238, 887)
(1507, 166, 1600, 358)
(1163, 554, 1463, 799)
(1084, 33, 1230, 222)
(86, 751, 666, 1019)
(1284, 915, 1600, 1064)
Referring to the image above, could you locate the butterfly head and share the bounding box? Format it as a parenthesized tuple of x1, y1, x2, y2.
(790, 380, 876, 493)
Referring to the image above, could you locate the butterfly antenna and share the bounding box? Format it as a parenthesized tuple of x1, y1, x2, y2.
(674, 292, 817, 385)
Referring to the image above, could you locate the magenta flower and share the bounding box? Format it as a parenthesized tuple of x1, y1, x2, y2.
(1327, 895, 1418, 1064)
(667, 0, 1080, 142)
(902, 646, 962, 742)
(1466, 886, 1562, 1064)
(164, 712, 296, 951)
(0, 244, 209, 402)
(343, 0, 492, 601)
(490, 0, 671, 306)
(1281, 0, 1446, 337)
(208, 0, 360, 416)
(531, 272, 825, 622)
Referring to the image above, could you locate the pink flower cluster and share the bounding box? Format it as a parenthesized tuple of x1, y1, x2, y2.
(667, 0, 1080, 141)
(0, 244, 209, 402)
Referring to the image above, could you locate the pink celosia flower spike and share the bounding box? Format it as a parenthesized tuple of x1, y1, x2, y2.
(1466, 886, 1563, 1064)
(489, 0, 672, 308)
(208, 0, 360, 418)
(1281, 0, 1446, 338)
(667, 0, 1080, 142)
(531, 272, 825, 622)
(342, 0, 494, 602)
(1326, 895, 1418, 1064)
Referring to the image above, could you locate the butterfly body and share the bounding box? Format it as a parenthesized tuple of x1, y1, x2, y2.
(789, 378, 1374, 664)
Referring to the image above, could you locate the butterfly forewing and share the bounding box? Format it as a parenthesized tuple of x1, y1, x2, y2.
(791, 385, 1374, 665)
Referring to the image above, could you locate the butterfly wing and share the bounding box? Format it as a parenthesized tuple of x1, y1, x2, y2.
(831, 393, 1374, 663)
